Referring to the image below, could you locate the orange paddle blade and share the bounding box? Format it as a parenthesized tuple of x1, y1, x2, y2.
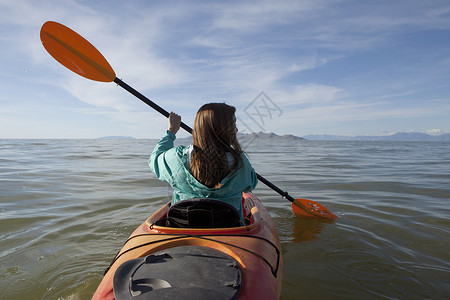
(292, 198, 338, 220)
(40, 21, 116, 82)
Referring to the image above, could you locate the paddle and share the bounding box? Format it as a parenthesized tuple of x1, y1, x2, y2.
(40, 21, 337, 220)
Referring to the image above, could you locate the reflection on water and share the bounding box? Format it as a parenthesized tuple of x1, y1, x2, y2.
(290, 218, 333, 243)
(1, 139, 449, 300)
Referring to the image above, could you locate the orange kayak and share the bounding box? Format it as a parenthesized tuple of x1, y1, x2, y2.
(92, 192, 283, 299)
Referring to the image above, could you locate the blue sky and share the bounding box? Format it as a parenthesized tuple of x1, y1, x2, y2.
(1, 0, 449, 139)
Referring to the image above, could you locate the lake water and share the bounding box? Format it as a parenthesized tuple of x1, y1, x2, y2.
(1, 139, 449, 300)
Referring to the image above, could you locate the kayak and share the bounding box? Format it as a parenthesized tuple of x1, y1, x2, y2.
(92, 192, 283, 299)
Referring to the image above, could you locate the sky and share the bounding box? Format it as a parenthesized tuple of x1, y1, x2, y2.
(1, 0, 450, 139)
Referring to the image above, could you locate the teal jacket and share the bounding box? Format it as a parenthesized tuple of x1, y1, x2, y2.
(149, 130, 258, 218)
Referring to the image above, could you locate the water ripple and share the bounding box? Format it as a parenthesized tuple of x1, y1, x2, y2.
(1, 139, 449, 300)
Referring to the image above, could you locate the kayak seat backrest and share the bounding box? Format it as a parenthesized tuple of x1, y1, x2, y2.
(167, 199, 242, 228)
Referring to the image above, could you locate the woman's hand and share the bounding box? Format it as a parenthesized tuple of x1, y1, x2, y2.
(168, 112, 181, 134)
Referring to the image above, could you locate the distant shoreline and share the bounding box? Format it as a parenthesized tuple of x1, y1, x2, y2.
(303, 132, 450, 142)
(98, 136, 136, 140)
(4, 132, 448, 141)
(97, 131, 450, 142)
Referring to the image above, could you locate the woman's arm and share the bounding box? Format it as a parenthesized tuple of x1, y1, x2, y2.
(149, 112, 182, 177)
(241, 154, 258, 192)
(149, 130, 176, 180)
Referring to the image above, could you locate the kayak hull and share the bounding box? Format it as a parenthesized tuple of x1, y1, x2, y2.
(92, 192, 283, 299)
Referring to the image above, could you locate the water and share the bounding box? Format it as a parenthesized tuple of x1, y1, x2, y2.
(1, 139, 449, 300)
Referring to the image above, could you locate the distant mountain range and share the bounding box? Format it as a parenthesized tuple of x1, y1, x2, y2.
(240, 131, 450, 141)
(238, 131, 305, 140)
(304, 132, 450, 141)
(177, 131, 305, 142)
(99, 132, 450, 142)
(98, 136, 136, 140)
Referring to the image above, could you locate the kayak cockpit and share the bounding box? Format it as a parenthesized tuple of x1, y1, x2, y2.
(146, 196, 259, 232)
(154, 198, 242, 228)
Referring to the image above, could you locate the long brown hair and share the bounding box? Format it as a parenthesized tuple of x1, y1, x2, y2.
(190, 103, 242, 188)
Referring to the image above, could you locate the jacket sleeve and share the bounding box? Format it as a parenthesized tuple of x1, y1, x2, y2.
(242, 154, 258, 192)
(149, 130, 176, 182)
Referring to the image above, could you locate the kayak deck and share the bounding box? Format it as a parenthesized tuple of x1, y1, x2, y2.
(92, 192, 283, 299)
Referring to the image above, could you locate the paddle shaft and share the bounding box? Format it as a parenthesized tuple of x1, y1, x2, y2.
(114, 78, 193, 134)
(256, 174, 295, 202)
(114, 77, 295, 202)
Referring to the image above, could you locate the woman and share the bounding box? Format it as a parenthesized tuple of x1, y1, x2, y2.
(149, 103, 257, 220)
